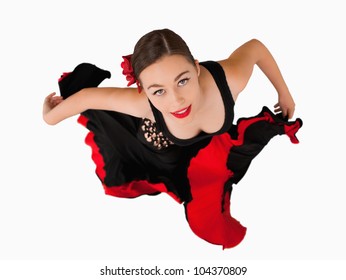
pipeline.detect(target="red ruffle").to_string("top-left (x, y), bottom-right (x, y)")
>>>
top-left (58, 72), bottom-right (72, 82)
top-left (77, 115), bottom-right (182, 203)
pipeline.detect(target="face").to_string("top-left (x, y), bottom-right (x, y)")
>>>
top-left (139, 55), bottom-right (201, 124)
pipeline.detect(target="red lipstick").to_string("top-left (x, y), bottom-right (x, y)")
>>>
top-left (170, 105), bottom-right (191, 119)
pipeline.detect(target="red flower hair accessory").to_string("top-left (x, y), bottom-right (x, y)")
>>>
top-left (120, 54), bottom-right (141, 93)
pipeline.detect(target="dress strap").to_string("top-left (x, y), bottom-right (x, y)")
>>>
top-left (199, 61), bottom-right (235, 110)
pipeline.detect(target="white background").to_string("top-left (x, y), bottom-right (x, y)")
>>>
top-left (0, 0), bottom-right (345, 274)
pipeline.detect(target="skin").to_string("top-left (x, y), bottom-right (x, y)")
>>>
top-left (43, 39), bottom-right (295, 140)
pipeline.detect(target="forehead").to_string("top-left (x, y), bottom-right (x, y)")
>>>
top-left (139, 55), bottom-right (193, 83)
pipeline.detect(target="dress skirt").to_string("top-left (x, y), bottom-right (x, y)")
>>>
top-left (58, 63), bottom-right (303, 249)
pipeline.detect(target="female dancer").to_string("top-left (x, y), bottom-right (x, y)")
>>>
top-left (43, 28), bottom-right (302, 248)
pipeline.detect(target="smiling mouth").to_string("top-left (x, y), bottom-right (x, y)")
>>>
top-left (170, 105), bottom-right (192, 119)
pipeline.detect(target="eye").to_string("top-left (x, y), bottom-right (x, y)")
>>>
top-left (178, 78), bottom-right (190, 86)
top-left (153, 89), bottom-right (165, 96)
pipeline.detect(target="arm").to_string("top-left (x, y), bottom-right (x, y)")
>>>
top-left (219, 39), bottom-right (295, 119)
top-left (43, 87), bottom-right (149, 125)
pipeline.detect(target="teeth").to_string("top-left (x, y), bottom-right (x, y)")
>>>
top-left (174, 107), bottom-right (189, 114)
top-left (176, 108), bottom-right (188, 114)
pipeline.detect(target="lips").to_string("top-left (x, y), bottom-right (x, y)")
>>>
top-left (171, 105), bottom-right (192, 119)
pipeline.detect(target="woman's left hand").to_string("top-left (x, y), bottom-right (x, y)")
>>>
top-left (274, 91), bottom-right (296, 119)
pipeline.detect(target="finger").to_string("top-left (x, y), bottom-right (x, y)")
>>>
top-left (287, 108), bottom-right (295, 119)
top-left (274, 106), bottom-right (282, 113)
top-left (45, 92), bottom-right (56, 101)
top-left (53, 99), bottom-right (63, 106)
top-left (281, 108), bottom-right (288, 118)
top-left (52, 95), bottom-right (63, 101)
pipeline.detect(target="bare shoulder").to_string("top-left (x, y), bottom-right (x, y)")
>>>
top-left (216, 39), bottom-right (264, 100)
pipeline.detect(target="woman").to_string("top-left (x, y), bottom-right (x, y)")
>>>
top-left (43, 28), bottom-right (302, 249)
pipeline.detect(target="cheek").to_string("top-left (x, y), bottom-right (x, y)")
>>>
top-left (187, 84), bottom-right (200, 100)
top-left (190, 78), bottom-right (200, 92)
top-left (147, 96), bottom-right (169, 112)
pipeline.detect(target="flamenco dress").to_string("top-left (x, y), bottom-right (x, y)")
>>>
top-left (58, 61), bottom-right (303, 249)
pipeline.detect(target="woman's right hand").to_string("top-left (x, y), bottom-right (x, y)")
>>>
top-left (43, 92), bottom-right (63, 124)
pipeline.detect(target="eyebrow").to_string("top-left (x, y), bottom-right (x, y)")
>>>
top-left (147, 70), bottom-right (190, 90)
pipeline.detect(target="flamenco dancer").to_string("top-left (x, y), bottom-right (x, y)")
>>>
top-left (43, 28), bottom-right (302, 249)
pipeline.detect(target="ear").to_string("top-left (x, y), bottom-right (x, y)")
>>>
top-left (194, 59), bottom-right (200, 76)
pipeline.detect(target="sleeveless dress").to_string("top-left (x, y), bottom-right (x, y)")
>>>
top-left (58, 61), bottom-right (303, 249)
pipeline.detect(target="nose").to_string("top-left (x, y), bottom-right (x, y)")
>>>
top-left (171, 91), bottom-right (185, 107)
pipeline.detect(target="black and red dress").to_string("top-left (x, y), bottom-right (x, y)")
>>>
top-left (58, 61), bottom-right (302, 249)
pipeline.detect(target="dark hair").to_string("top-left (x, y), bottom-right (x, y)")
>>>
top-left (131, 28), bottom-right (195, 80)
